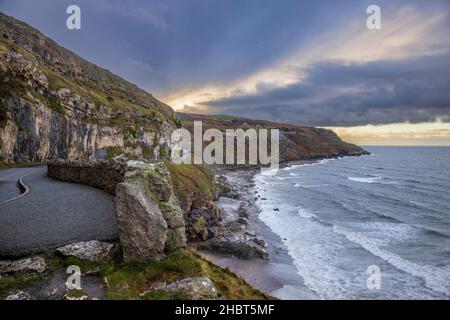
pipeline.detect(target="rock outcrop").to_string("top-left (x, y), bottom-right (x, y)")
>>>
top-left (165, 277), bottom-right (218, 300)
top-left (5, 291), bottom-right (31, 300)
top-left (0, 256), bottom-right (47, 274)
top-left (48, 160), bottom-right (187, 262)
top-left (0, 12), bottom-right (178, 166)
top-left (55, 241), bottom-right (116, 262)
top-left (197, 237), bottom-right (269, 260)
top-left (115, 174), bottom-right (168, 262)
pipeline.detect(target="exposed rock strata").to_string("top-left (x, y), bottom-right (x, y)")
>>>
top-left (0, 12), bottom-right (177, 166)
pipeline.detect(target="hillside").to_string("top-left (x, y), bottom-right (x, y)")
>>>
top-left (0, 12), bottom-right (179, 166)
top-left (0, 11), bottom-right (367, 168)
top-left (177, 113), bottom-right (368, 162)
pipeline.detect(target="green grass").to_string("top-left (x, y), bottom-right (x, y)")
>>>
top-left (102, 249), bottom-right (270, 300)
top-left (0, 272), bottom-right (42, 298)
top-left (0, 249), bottom-right (270, 300)
top-left (0, 36), bottom-right (172, 129)
top-left (45, 94), bottom-right (65, 114)
top-left (142, 146), bottom-right (153, 159)
top-left (164, 161), bottom-right (215, 200)
top-left (106, 146), bottom-right (123, 160)
top-left (65, 289), bottom-right (87, 298)
top-left (0, 161), bottom-right (37, 169)
top-left (123, 127), bottom-right (137, 140)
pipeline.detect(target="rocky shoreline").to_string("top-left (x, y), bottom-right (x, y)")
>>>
top-left (196, 164), bottom-right (319, 299)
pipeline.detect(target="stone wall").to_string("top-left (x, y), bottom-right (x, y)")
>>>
top-left (47, 159), bottom-right (186, 262)
top-left (47, 159), bottom-right (127, 195)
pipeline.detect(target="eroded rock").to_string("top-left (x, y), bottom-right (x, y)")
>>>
top-left (0, 256), bottom-right (47, 274)
top-left (55, 240), bottom-right (115, 261)
top-left (197, 237), bottom-right (269, 260)
top-left (115, 176), bottom-right (168, 262)
top-left (5, 291), bottom-right (31, 300)
top-left (165, 277), bottom-right (218, 300)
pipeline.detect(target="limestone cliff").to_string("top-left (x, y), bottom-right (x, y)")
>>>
top-left (0, 12), bottom-right (179, 165)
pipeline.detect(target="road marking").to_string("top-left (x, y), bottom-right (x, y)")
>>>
top-left (0, 177), bottom-right (31, 205)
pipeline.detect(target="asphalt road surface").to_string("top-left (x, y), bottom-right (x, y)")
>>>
top-left (0, 166), bottom-right (118, 258)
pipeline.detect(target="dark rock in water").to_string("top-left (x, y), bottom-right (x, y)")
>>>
top-left (273, 208), bottom-right (279, 212)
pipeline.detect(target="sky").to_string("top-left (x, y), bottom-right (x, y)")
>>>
top-left (1, 0), bottom-right (449, 146)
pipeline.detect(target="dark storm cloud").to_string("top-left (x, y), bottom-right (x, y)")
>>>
top-left (0, 0), bottom-right (360, 94)
top-left (199, 54), bottom-right (450, 126)
top-left (1, 0), bottom-right (449, 127)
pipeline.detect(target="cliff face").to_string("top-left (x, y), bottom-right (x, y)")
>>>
top-left (177, 113), bottom-right (369, 162)
top-left (0, 12), bottom-right (178, 165)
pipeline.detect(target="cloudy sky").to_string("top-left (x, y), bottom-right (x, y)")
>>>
top-left (1, 0), bottom-right (449, 145)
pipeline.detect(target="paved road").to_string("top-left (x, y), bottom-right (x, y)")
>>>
top-left (0, 166), bottom-right (118, 257)
top-left (0, 166), bottom-right (37, 203)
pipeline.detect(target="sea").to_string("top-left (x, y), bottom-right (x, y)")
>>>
top-left (255, 147), bottom-right (450, 299)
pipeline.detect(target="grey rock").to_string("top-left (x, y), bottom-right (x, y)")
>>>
top-left (253, 237), bottom-right (267, 248)
top-left (115, 178), bottom-right (168, 263)
top-left (55, 240), bottom-right (115, 261)
top-left (0, 256), bottom-right (47, 274)
top-left (5, 291), bottom-right (31, 300)
top-left (198, 237), bottom-right (269, 260)
top-left (238, 217), bottom-right (249, 226)
top-left (244, 230), bottom-right (257, 237)
top-left (165, 277), bottom-right (218, 300)
top-left (237, 204), bottom-right (249, 218)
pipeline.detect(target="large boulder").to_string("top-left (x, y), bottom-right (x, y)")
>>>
top-left (140, 162), bottom-right (186, 251)
top-left (47, 159), bottom-right (188, 263)
top-left (115, 174), bottom-right (168, 262)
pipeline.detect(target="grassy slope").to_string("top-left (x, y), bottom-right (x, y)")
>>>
top-left (177, 112), bottom-right (368, 162)
top-left (164, 161), bottom-right (215, 200)
top-left (0, 11), bottom-right (177, 126)
top-left (0, 249), bottom-right (270, 300)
